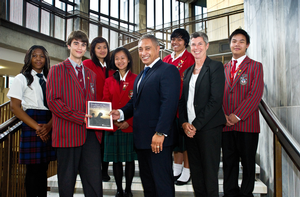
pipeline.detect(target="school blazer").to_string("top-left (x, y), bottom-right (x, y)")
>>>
top-left (102, 71), bottom-right (137, 133)
top-left (223, 56), bottom-right (264, 133)
top-left (179, 56), bottom-right (226, 131)
top-left (47, 59), bottom-right (102, 147)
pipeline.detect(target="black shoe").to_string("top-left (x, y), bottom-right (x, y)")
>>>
top-left (115, 191), bottom-right (124, 197)
top-left (175, 178), bottom-right (190, 185)
top-left (102, 173), bottom-right (111, 182)
top-left (124, 191), bottom-right (133, 197)
top-left (173, 174), bottom-right (181, 181)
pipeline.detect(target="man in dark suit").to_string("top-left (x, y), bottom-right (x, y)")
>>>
top-left (111, 34), bottom-right (181, 197)
top-left (47, 30), bottom-right (103, 197)
top-left (178, 32), bottom-right (226, 196)
top-left (222, 29), bottom-right (264, 197)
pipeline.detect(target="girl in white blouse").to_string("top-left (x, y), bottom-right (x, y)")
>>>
top-left (7, 45), bottom-right (56, 197)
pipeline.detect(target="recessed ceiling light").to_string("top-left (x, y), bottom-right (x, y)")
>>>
top-left (0, 66), bottom-right (5, 69)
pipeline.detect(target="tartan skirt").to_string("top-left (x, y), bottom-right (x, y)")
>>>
top-left (19, 109), bottom-right (56, 164)
top-left (103, 130), bottom-right (137, 162)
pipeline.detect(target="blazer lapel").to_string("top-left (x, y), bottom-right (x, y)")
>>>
top-left (183, 64), bottom-right (194, 99)
top-left (231, 56), bottom-right (251, 88)
top-left (194, 57), bottom-right (211, 95)
top-left (224, 62), bottom-right (232, 88)
top-left (119, 71), bottom-right (132, 99)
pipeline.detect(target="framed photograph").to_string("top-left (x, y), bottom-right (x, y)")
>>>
top-left (86, 101), bottom-right (113, 131)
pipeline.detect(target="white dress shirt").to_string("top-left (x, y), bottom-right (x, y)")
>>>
top-left (187, 73), bottom-right (199, 124)
top-left (7, 70), bottom-right (48, 110)
top-left (170, 49), bottom-right (186, 62)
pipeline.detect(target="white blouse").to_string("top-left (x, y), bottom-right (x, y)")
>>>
top-left (7, 70), bottom-right (48, 110)
top-left (187, 73), bottom-right (199, 124)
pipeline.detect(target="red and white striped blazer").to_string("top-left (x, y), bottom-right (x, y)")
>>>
top-left (47, 58), bottom-right (102, 147)
top-left (223, 56), bottom-right (264, 133)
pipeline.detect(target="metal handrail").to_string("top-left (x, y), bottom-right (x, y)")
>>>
top-left (259, 99), bottom-right (300, 170)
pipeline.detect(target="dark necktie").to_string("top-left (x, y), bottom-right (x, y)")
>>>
top-left (141, 67), bottom-right (150, 82)
top-left (119, 80), bottom-right (124, 93)
top-left (36, 73), bottom-right (48, 108)
top-left (230, 60), bottom-right (238, 84)
top-left (76, 66), bottom-right (86, 97)
top-left (76, 66), bottom-right (85, 89)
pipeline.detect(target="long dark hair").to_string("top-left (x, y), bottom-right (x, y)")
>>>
top-left (111, 47), bottom-right (133, 83)
top-left (21, 45), bottom-right (50, 87)
top-left (90, 37), bottom-right (110, 78)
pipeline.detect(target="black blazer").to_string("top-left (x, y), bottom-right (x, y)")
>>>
top-left (179, 56), bottom-right (226, 131)
top-left (122, 59), bottom-right (181, 149)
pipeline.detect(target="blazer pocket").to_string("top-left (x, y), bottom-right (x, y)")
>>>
top-left (149, 119), bottom-right (158, 128)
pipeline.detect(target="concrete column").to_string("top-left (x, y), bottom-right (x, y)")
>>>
top-left (0, 0), bottom-right (7, 20)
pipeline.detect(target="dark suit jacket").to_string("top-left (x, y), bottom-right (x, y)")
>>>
top-left (179, 56), bottom-right (226, 131)
top-left (121, 59), bottom-right (181, 149)
top-left (47, 59), bottom-right (102, 147)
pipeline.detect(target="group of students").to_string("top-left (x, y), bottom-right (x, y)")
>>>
top-left (7, 27), bottom-right (263, 197)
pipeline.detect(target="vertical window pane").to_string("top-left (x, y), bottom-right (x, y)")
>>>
top-left (110, 30), bottom-right (118, 50)
top-left (129, 0), bottom-right (134, 23)
top-left (147, 0), bottom-right (154, 28)
top-left (9, 0), bottom-right (23, 25)
top-left (120, 0), bottom-right (128, 21)
top-left (90, 0), bottom-right (99, 11)
top-left (55, 0), bottom-right (65, 10)
top-left (110, 0), bottom-right (119, 18)
top-left (102, 27), bottom-right (109, 41)
top-left (43, 0), bottom-right (52, 4)
top-left (180, 2), bottom-right (184, 23)
top-left (164, 0), bottom-right (171, 26)
top-left (89, 23), bottom-right (98, 42)
top-left (67, 18), bottom-right (74, 39)
top-left (41, 10), bottom-right (50, 35)
top-left (172, 0), bottom-right (178, 22)
top-left (26, 3), bottom-right (39, 31)
top-left (101, 0), bottom-right (109, 15)
top-left (54, 16), bottom-right (65, 40)
top-left (155, 0), bottom-right (162, 27)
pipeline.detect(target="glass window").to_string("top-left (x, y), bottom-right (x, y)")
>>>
top-left (101, 0), bottom-right (109, 15)
top-left (67, 18), bottom-right (74, 39)
top-left (164, 0), bottom-right (171, 26)
top-left (110, 0), bottom-right (119, 18)
top-left (147, 0), bottom-right (154, 28)
top-left (129, 0), bottom-right (134, 23)
top-left (41, 10), bottom-right (50, 35)
top-left (120, 0), bottom-right (128, 21)
top-left (155, 0), bottom-right (162, 27)
top-left (54, 15), bottom-right (65, 40)
top-left (110, 30), bottom-right (118, 50)
top-left (26, 3), bottom-right (39, 31)
top-left (180, 2), bottom-right (184, 23)
top-left (55, 0), bottom-right (65, 10)
top-left (90, 0), bottom-right (99, 12)
top-left (9, 0), bottom-right (23, 25)
top-left (102, 27), bottom-right (109, 41)
top-left (172, 0), bottom-right (178, 22)
top-left (89, 24), bottom-right (98, 42)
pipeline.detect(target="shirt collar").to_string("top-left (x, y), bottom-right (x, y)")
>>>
top-left (119, 70), bottom-right (129, 81)
top-left (31, 69), bottom-right (43, 76)
top-left (170, 49), bottom-right (186, 62)
top-left (68, 57), bottom-right (83, 70)
top-left (145, 57), bottom-right (160, 69)
top-left (232, 55), bottom-right (246, 67)
top-left (100, 61), bottom-right (107, 68)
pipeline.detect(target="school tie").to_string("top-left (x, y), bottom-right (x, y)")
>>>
top-left (76, 66), bottom-right (86, 97)
top-left (141, 66), bottom-right (150, 82)
top-left (36, 73), bottom-right (48, 108)
top-left (76, 66), bottom-right (85, 89)
top-left (230, 60), bottom-right (238, 84)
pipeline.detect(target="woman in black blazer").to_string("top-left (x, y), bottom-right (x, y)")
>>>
top-left (178, 32), bottom-right (226, 197)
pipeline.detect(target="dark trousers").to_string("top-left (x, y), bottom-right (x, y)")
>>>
top-left (186, 126), bottom-right (222, 197)
top-left (136, 146), bottom-right (174, 197)
top-left (25, 162), bottom-right (49, 197)
top-left (222, 131), bottom-right (259, 197)
top-left (56, 131), bottom-right (102, 197)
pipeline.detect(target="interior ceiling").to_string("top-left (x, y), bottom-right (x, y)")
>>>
top-left (0, 59), bottom-right (23, 76)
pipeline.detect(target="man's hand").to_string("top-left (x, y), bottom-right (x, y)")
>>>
top-left (119, 121), bottom-right (129, 130)
top-left (151, 134), bottom-right (165, 154)
top-left (225, 114), bottom-right (234, 126)
top-left (36, 125), bottom-right (49, 142)
top-left (110, 110), bottom-right (120, 120)
top-left (182, 122), bottom-right (196, 138)
top-left (228, 113), bottom-right (239, 125)
top-left (84, 114), bottom-right (92, 124)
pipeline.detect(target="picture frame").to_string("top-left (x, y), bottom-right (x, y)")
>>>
top-left (86, 101), bottom-right (113, 131)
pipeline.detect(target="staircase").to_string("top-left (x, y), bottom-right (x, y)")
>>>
top-left (47, 161), bottom-right (267, 197)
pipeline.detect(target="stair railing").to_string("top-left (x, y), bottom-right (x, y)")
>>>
top-left (259, 98), bottom-right (300, 197)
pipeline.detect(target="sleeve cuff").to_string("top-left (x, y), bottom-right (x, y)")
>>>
top-left (117, 109), bottom-right (125, 122)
